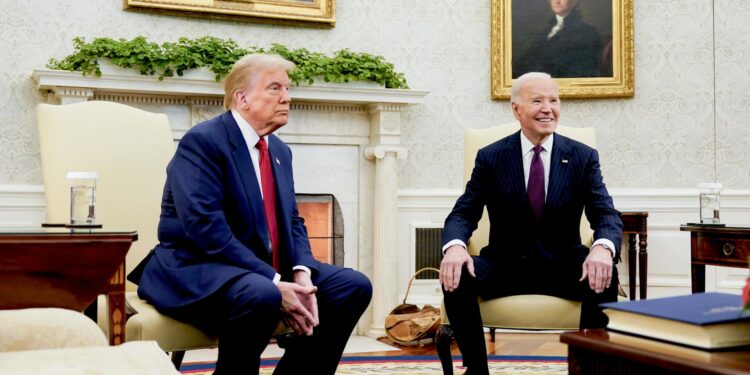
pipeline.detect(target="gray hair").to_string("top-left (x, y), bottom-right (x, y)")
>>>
top-left (510, 72), bottom-right (554, 103)
top-left (223, 54), bottom-right (296, 110)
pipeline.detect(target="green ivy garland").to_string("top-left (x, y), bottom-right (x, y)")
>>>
top-left (47, 36), bottom-right (409, 89)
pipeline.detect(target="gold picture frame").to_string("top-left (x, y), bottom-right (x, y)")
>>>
top-left (491, 0), bottom-right (633, 99)
top-left (124, 0), bottom-right (335, 27)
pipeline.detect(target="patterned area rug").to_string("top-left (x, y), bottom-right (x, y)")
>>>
top-left (180, 355), bottom-right (568, 374)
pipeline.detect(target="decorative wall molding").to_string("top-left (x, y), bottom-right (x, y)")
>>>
top-left (291, 103), bottom-right (365, 113)
top-left (87, 95), bottom-right (367, 113)
top-left (3, 185), bottom-right (749, 305)
top-left (93, 93), bottom-right (194, 105)
top-left (0, 185), bottom-right (46, 227)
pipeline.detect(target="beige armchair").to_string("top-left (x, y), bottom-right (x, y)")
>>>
top-left (436, 122), bottom-right (608, 373)
top-left (36, 101), bottom-right (217, 367)
top-left (0, 308), bottom-right (179, 374)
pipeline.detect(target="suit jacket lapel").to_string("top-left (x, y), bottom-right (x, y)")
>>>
top-left (546, 133), bottom-right (572, 206)
top-left (267, 136), bottom-right (290, 231)
top-left (503, 131), bottom-right (528, 200)
top-left (222, 112), bottom-right (271, 252)
top-left (498, 132), bottom-right (535, 226)
top-left (268, 136), bottom-right (295, 270)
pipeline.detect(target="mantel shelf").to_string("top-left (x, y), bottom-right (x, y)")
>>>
top-left (31, 69), bottom-right (428, 106)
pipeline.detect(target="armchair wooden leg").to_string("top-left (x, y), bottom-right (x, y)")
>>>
top-left (435, 324), bottom-right (455, 375)
top-left (171, 350), bottom-right (186, 369)
top-left (490, 327), bottom-right (496, 342)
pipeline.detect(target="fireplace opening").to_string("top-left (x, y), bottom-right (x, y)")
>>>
top-left (296, 194), bottom-right (344, 266)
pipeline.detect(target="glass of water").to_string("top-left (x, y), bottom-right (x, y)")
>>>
top-left (67, 171), bottom-right (97, 225)
top-left (697, 182), bottom-right (722, 224)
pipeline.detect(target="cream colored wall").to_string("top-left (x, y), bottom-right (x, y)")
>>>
top-left (0, 0), bottom-right (748, 190)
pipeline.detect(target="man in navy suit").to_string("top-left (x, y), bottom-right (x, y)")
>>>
top-left (440, 72), bottom-right (622, 374)
top-left (133, 54), bottom-right (372, 375)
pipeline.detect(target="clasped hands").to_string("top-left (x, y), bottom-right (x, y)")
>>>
top-left (277, 270), bottom-right (319, 336)
top-left (439, 244), bottom-right (613, 294)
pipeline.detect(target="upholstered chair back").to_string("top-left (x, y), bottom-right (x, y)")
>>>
top-left (463, 122), bottom-right (597, 255)
top-left (37, 101), bottom-right (174, 292)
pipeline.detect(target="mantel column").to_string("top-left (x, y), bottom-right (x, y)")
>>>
top-left (364, 103), bottom-right (407, 338)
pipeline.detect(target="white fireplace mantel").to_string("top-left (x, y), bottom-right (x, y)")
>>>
top-left (32, 69), bottom-right (428, 106)
top-left (32, 68), bottom-right (428, 337)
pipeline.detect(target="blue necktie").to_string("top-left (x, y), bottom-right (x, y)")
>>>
top-left (528, 145), bottom-right (545, 223)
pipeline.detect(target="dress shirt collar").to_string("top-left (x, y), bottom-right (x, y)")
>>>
top-left (231, 110), bottom-right (267, 148)
top-left (520, 131), bottom-right (554, 155)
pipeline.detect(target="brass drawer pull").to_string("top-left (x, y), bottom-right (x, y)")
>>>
top-left (721, 242), bottom-right (735, 257)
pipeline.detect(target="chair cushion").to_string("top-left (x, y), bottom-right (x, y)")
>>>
top-left (441, 295), bottom-right (582, 330)
top-left (125, 293), bottom-right (218, 352)
top-left (0, 308), bottom-right (107, 352)
top-left (478, 295), bottom-right (582, 330)
top-left (441, 293), bottom-right (630, 330)
top-left (125, 293), bottom-right (293, 352)
top-left (0, 340), bottom-right (179, 374)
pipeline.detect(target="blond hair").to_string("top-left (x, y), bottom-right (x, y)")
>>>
top-left (223, 54), bottom-right (296, 110)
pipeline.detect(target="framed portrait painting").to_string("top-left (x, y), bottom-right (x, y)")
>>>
top-left (124, 0), bottom-right (335, 27)
top-left (491, 0), bottom-right (633, 99)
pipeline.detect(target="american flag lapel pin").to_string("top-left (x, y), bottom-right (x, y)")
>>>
top-left (275, 157), bottom-right (281, 165)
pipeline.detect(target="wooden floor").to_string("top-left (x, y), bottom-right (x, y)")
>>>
top-left (366, 332), bottom-right (568, 357)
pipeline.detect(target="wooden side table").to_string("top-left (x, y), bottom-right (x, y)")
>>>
top-left (561, 329), bottom-right (750, 374)
top-left (0, 228), bottom-right (138, 345)
top-left (680, 224), bottom-right (750, 293)
top-left (621, 211), bottom-right (648, 300)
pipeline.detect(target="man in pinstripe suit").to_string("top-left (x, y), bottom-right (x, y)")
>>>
top-left (440, 72), bottom-right (622, 375)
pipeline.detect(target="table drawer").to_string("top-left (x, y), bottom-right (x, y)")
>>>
top-left (694, 236), bottom-right (749, 266)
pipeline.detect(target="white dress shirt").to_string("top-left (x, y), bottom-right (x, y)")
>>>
top-left (232, 110), bottom-right (265, 198)
top-left (521, 131), bottom-right (553, 194)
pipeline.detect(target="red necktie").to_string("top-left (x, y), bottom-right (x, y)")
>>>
top-left (256, 138), bottom-right (280, 271)
top-left (528, 145), bottom-right (545, 223)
